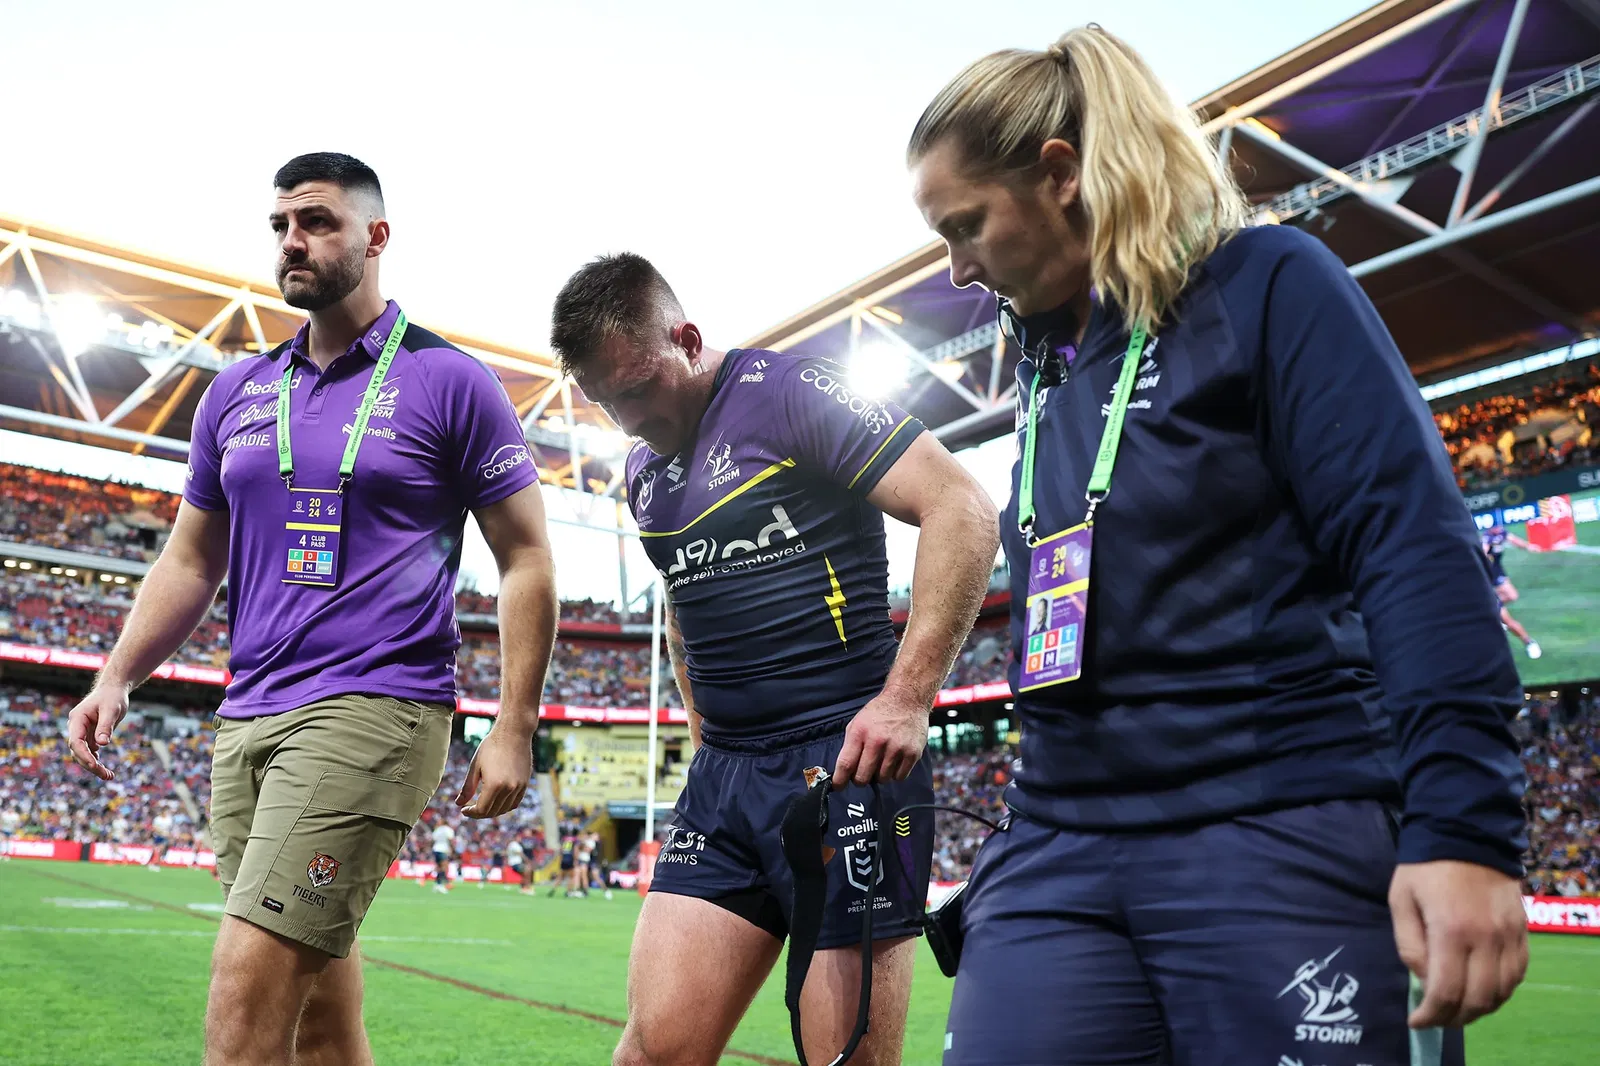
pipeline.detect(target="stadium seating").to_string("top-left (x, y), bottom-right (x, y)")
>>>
top-left (0, 462), bottom-right (178, 562)
top-left (1434, 359), bottom-right (1600, 490)
top-left (1517, 694), bottom-right (1600, 898)
top-left (456, 631), bottom-right (683, 708)
top-left (2, 680), bottom-right (1595, 896)
top-left (1, 567), bottom-right (229, 667)
top-left (0, 686), bottom-right (208, 853)
top-left (0, 566), bottom-right (1005, 708)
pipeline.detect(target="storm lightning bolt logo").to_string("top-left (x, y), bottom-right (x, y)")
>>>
top-left (823, 555), bottom-right (847, 645)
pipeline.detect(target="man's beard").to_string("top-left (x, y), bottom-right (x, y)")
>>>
top-left (278, 243), bottom-right (366, 311)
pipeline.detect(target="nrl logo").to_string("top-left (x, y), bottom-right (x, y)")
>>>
top-left (307, 852), bottom-right (341, 889)
top-left (843, 841), bottom-right (884, 892)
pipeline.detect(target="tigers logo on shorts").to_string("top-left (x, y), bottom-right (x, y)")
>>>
top-left (307, 852), bottom-right (341, 889)
top-left (802, 765), bottom-right (831, 790)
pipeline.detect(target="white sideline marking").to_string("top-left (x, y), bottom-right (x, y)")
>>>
top-left (42, 897), bottom-right (150, 910)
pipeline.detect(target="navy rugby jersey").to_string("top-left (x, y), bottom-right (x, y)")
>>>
top-left (1002, 225), bottom-right (1526, 876)
top-left (1482, 526), bottom-right (1508, 562)
top-left (625, 349), bottom-right (925, 740)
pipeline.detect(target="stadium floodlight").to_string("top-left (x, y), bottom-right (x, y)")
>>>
top-left (0, 287), bottom-right (42, 330)
top-left (849, 342), bottom-right (908, 400)
top-left (113, 575), bottom-right (128, 584)
top-left (129, 319), bottom-right (174, 351)
top-left (1, 559), bottom-right (14, 568)
top-left (64, 568), bottom-right (77, 577)
top-left (51, 293), bottom-right (107, 358)
top-left (17, 561), bottom-right (32, 570)
top-left (49, 566), bottom-right (63, 575)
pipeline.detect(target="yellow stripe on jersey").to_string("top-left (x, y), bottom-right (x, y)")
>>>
top-left (846, 415), bottom-right (915, 491)
top-left (824, 554), bottom-right (847, 645)
top-left (638, 457), bottom-right (796, 538)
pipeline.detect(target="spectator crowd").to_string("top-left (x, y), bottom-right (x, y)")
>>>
top-left (1, 566), bottom-right (229, 667)
top-left (0, 685), bottom-right (208, 855)
top-left (2, 679), bottom-right (1596, 898)
top-left (3, 405), bottom-right (1599, 897)
top-left (1, 565), bottom-right (1008, 707)
top-left (1434, 360), bottom-right (1600, 489)
top-left (1517, 693), bottom-right (1600, 898)
top-left (0, 463), bottom-right (177, 561)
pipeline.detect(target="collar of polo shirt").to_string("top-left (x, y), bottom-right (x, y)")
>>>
top-left (281, 299), bottom-right (404, 366)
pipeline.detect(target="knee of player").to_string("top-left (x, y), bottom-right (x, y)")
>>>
top-left (295, 990), bottom-right (362, 1054)
top-left (612, 1029), bottom-right (693, 1066)
top-left (611, 1033), bottom-right (652, 1066)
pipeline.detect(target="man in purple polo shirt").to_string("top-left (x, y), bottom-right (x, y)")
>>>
top-left (66, 153), bottom-right (558, 1066)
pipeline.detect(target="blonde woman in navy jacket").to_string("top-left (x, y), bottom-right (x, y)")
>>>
top-left (909, 26), bottom-right (1528, 1066)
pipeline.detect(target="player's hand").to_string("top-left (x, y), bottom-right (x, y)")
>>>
top-left (834, 688), bottom-right (930, 785)
top-left (454, 724), bottom-right (532, 819)
top-left (1389, 860), bottom-right (1528, 1029)
top-left (66, 684), bottom-right (130, 782)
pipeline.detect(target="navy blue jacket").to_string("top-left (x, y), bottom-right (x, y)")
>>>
top-left (1001, 224), bottom-right (1527, 877)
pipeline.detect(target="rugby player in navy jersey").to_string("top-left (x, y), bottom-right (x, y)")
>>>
top-left (551, 253), bottom-right (999, 1066)
top-left (1482, 525), bottom-right (1542, 658)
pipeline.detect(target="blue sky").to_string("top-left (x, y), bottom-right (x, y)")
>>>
top-left (0, 1), bottom-right (1373, 601)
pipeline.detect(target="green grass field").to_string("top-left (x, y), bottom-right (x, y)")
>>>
top-left (1501, 492), bottom-right (1600, 687)
top-left (1, 862), bottom-right (1596, 1064)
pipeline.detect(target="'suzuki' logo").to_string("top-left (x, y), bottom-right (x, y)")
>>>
top-left (480, 444), bottom-right (531, 480)
top-left (799, 366), bottom-right (894, 434)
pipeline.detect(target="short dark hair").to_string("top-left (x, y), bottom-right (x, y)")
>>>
top-left (273, 152), bottom-right (384, 211)
top-left (550, 253), bottom-right (683, 375)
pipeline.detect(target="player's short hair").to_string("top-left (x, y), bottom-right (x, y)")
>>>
top-left (550, 252), bottom-right (684, 376)
top-left (273, 152), bottom-right (385, 213)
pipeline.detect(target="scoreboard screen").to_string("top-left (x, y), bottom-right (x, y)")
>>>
top-left (1468, 488), bottom-right (1600, 686)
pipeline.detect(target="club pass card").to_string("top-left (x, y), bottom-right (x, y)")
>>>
top-left (282, 487), bottom-right (342, 587)
top-left (1019, 523), bottom-right (1092, 692)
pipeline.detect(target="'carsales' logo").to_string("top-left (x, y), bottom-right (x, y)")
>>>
top-left (480, 444), bottom-right (531, 480)
top-left (799, 365), bottom-right (894, 435)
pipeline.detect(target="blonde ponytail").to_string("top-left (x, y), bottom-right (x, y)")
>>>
top-left (908, 26), bottom-right (1247, 333)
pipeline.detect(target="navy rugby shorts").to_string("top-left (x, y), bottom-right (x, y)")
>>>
top-left (942, 799), bottom-right (1465, 1065)
top-left (650, 716), bottom-right (934, 949)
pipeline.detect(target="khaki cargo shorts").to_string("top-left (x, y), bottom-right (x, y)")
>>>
top-left (209, 693), bottom-right (452, 957)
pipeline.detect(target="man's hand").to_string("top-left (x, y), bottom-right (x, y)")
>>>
top-left (1390, 860), bottom-right (1529, 1029)
top-left (454, 724), bottom-right (533, 819)
top-left (66, 684), bottom-right (130, 782)
top-left (834, 688), bottom-right (929, 785)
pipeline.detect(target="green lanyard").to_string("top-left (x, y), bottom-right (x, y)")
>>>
top-left (1018, 325), bottom-right (1148, 544)
top-left (276, 311), bottom-right (407, 489)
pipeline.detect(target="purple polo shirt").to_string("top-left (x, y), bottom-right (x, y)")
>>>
top-left (185, 300), bottom-right (539, 718)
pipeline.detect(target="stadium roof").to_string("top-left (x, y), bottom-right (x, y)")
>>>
top-left (745, 0), bottom-right (1600, 449)
top-left (0, 214), bottom-right (628, 496)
